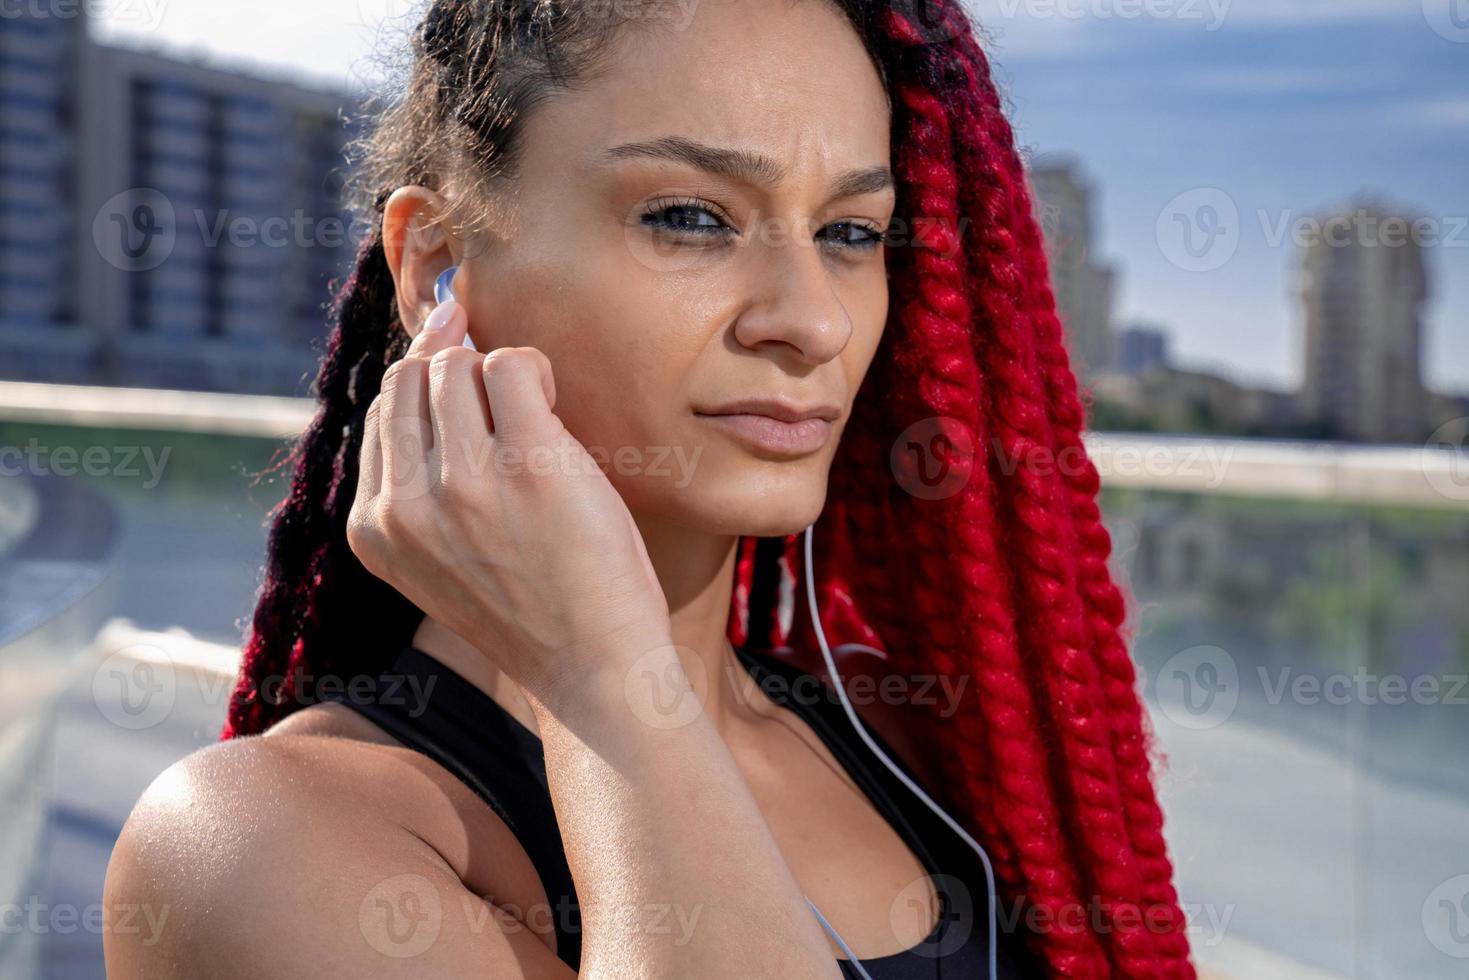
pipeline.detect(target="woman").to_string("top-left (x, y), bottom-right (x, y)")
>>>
top-left (104, 0), bottom-right (1196, 977)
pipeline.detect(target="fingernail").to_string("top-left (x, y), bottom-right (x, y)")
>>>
top-left (424, 300), bottom-right (459, 332)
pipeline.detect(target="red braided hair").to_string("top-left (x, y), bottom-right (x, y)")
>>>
top-left (733, 8), bottom-right (1196, 977)
top-left (224, 2), bottom-right (1195, 975)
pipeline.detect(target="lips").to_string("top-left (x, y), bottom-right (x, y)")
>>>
top-left (695, 399), bottom-right (841, 424)
top-left (694, 399), bottom-right (841, 458)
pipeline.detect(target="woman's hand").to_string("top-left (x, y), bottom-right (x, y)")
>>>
top-left (347, 298), bottom-right (672, 705)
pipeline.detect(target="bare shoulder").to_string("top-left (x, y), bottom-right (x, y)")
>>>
top-left (102, 718), bottom-right (570, 979)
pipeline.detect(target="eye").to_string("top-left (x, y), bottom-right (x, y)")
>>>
top-left (820, 220), bottom-right (889, 252)
top-left (640, 196), bottom-right (734, 239)
top-left (639, 196), bottom-right (890, 255)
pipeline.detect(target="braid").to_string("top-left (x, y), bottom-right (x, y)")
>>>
top-left (943, 23), bottom-right (1195, 974)
top-left (947, 47), bottom-right (1169, 980)
top-left (221, 223), bottom-right (420, 738)
top-left (883, 61), bottom-right (1112, 973)
top-left (1017, 167), bottom-right (1197, 973)
top-left (733, 4), bottom-right (1196, 976)
top-left (971, 56), bottom-right (1193, 962)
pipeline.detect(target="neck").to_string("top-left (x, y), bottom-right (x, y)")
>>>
top-left (410, 511), bottom-right (766, 737)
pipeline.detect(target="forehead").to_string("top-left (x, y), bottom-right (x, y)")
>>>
top-left (522, 0), bottom-right (892, 186)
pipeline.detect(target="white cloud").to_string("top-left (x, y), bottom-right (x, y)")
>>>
top-left (91, 0), bottom-right (408, 90)
top-left (1395, 96), bottom-right (1469, 128)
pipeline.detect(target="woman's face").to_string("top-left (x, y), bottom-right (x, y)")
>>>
top-left (455, 0), bottom-right (893, 537)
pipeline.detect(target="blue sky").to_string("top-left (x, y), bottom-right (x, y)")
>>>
top-left (97, 0), bottom-right (1469, 392)
top-left (972, 0), bottom-right (1469, 392)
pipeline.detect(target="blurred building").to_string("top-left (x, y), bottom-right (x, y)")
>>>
top-left (0, 14), bottom-right (94, 382)
top-left (1029, 156), bottom-right (1117, 382)
top-left (1299, 200), bottom-right (1428, 443)
top-left (1092, 364), bottom-right (1300, 436)
top-left (1128, 498), bottom-right (1469, 663)
top-left (1425, 390), bottom-right (1469, 443)
top-left (0, 10), bottom-right (362, 395)
top-left (1116, 322), bottom-right (1171, 376)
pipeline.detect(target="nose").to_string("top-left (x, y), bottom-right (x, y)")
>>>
top-left (731, 229), bottom-right (853, 366)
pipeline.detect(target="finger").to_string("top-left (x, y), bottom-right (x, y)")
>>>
top-left (480, 347), bottom-right (558, 443)
top-left (357, 395), bottom-right (384, 500)
top-left (379, 357), bottom-right (434, 499)
top-left (427, 347), bottom-right (493, 478)
top-left (536, 347), bottom-right (556, 411)
top-left (405, 300), bottom-right (469, 359)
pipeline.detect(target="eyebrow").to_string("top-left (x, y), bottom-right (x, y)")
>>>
top-left (599, 135), bottom-right (894, 200)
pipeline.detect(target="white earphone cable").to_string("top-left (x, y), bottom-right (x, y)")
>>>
top-left (800, 522), bottom-right (999, 980)
top-left (806, 897), bottom-right (873, 978)
top-left (442, 261), bottom-right (996, 977)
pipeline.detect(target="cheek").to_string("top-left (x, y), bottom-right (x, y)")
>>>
top-left (845, 280), bottom-right (890, 388)
top-left (501, 280), bottom-right (696, 455)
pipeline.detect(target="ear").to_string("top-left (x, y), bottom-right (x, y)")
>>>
top-left (381, 185), bottom-right (461, 341)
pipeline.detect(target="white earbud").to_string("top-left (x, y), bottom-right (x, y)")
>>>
top-left (434, 265), bottom-right (477, 351)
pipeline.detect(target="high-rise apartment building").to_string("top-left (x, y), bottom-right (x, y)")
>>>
top-left (0, 9), bottom-right (362, 395)
top-left (0, 13), bottom-right (93, 381)
top-left (1116, 322), bottom-right (1171, 376)
top-left (1300, 200), bottom-right (1428, 443)
top-left (1028, 156), bottom-right (1117, 382)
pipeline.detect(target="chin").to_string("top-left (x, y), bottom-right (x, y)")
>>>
top-left (617, 448), bottom-right (832, 538)
top-left (727, 505), bottom-right (824, 539)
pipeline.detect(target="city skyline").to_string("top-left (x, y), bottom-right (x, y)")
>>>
top-left (1029, 161), bottom-right (1461, 443)
top-left (87, 0), bottom-right (1469, 395)
top-left (94, 2), bottom-right (1469, 399)
top-left (973, 0), bottom-right (1469, 394)
top-left (0, 11), bottom-right (361, 393)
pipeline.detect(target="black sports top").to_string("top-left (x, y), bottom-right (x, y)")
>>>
top-left (322, 644), bottom-right (1043, 978)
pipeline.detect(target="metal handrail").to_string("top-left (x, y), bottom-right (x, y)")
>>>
top-left (2, 379), bottom-right (1466, 511)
